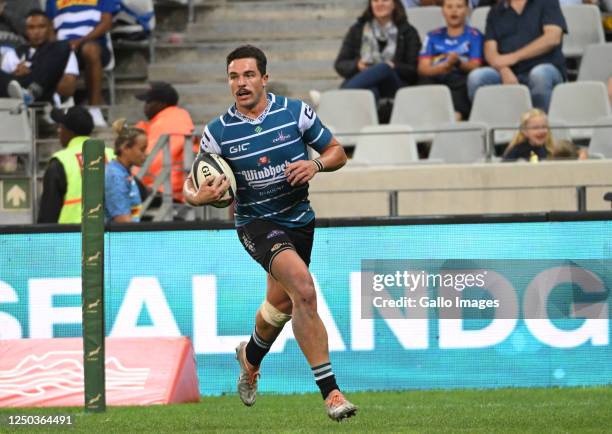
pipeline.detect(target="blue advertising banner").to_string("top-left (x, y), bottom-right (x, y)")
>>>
top-left (1, 219), bottom-right (611, 395)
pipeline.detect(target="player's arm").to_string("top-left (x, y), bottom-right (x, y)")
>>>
top-left (285, 137), bottom-right (347, 187)
top-left (183, 174), bottom-right (230, 207)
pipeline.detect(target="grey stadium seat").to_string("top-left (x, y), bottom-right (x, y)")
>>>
top-left (406, 6), bottom-right (445, 41)
top-left (548, 81), bottom-right (612, 140)
top-left (350, 124), bottom-right (418, 166)
top-left (0, 98), bottom-right (33, 154)
top-left (469, 6), bottom-right (489, 35)
top-left (316, 89), bottom-right (378, 148)
top-left (588, 116), bottom-right (612, 158)
top-left (390, 85), bottom-right (455, 142)
top-left (428, 122), bottom-right (488, 163)
top-left (468, 84), bottom-right (532, 145)
top-left (577, 43), bottom-right (612, 85)
top-left (561, 5), bottom-right (605, 59)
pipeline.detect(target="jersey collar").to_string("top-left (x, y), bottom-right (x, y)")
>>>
top-left (231, 93), bottom-right (273, 125)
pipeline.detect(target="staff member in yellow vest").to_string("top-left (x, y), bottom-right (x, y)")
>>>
top-left (38, 106), bottom-right (114, 223)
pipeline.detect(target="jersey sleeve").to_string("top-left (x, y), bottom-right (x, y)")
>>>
top-left (469, 29), bottom-right (484, 62)
top-left (419, 34), bottom-right (433, 58)
top-left (296, 101), bottom-right (333, 153)
top-left (199, 123), bottom-right (222, 155)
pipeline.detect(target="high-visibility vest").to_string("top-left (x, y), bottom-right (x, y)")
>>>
top-left (52, 137), bottom-right (115, 224)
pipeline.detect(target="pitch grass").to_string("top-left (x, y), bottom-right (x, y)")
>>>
top-left (1, 387), bottom-right (611, 433)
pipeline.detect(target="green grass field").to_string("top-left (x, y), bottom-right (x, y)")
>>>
top-left (1, 387), bottom-right (611, 433)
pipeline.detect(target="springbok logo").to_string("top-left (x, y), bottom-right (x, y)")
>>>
top-left (87, 204), bottom-right (102, 216)
top-left (87, 251), bottom-right (101, 263)
top-left (88, 156), bottom-right (102, 167)
top-left (88, 393), bottom-right (102, 406)
top-left (87, 346), bottom-right (101, 359)
top-left (87, 299), bottom-right (101, 311)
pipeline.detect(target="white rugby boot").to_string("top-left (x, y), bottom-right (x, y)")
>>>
top-left (235, 341), bottom-right (260, 406)
top-left (325, 389), bottom-right (357, 422)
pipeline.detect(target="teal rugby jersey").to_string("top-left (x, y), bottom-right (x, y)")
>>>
top-left (200, 93), bottom-right (333, 228)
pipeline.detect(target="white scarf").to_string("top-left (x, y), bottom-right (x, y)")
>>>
top-left (360, 20), bottom-right (398, 65)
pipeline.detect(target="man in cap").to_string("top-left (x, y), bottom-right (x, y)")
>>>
top-left (38, 106), bottom-right (114, 223)
top-left (134, 81), bottom-right (194, 203)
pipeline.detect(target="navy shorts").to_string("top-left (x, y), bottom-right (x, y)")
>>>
top-left (237, 219), bottom-right (315, 273)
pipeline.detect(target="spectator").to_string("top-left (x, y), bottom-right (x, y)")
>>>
top-left (38, 106), bottom-right (114, 223)
top-left (134, 81), bottom-right (194, 203)
top-left (45, 0), bottom-right (117, 127)
top-left (0, 9), bottom-right (77, 104)
top-left (334, 0), bottom-right (421, 102)
top-left (418, 0), bottom-right (483, 119)
top-left (105, 119), bottom-right (147, 222)
top-left (502, 108), bottom-right (555, 161)
top-left (467, 0), bottom-right (567, 112)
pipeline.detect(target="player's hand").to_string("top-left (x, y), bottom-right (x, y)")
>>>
top-left (490, 52), bottom-right (518, 70)
top-left (285, 160), bottom-right (318, 187)
top-left (183, 174), bottom-right (230, 206)
top-left (446, 52), bottom-right (460, 65)
top-left (357, 59), bottom-right (370, 72)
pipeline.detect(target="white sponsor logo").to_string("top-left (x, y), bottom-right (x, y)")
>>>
top-left (240, 160), bottom-right (290, 190)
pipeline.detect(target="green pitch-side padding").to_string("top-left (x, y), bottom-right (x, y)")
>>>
top-left (81, 139), bottom-right (106, 413)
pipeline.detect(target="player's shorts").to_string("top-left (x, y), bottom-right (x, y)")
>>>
top-left (237, 218), bottom-right (315, 274)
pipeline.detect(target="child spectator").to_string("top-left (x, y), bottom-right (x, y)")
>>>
top-left (417, 0), bottom-right (483, 119)
top-left (105, 119), bottom-right (147, 222)
top-left (502, 108), bottom-right (555, 161)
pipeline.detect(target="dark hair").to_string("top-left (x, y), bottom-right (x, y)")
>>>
top-left (360, 0), bottom-right (407, 26)
top-left (26, 9), bottom-right (48, 20)
top-left (226, 45), bottom-right (267, 75)
top-left (112, 119), bottom-right (146, 156)
top-left (442, 0), bottom-right (469, 6)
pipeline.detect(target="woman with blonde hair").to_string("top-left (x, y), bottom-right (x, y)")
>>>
top-left (502, 108), bottom-right (555, 162)
top-left (104, 118), bottom-right (147, 222)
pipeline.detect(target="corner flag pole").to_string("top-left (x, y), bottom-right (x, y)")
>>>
top-left (81, 139), bottom-right (106, 412)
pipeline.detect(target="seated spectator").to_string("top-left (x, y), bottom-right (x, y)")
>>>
top-left (467, 0), bottom-right (567, 112)
top-left (45, 0), bottom-right (117, 127)
top-left (502, 108), bottom-right (555, 161)
top-left (38, 106), bottom-right (115, 223)
top-left (418, 0), bottom-right (483, 119)
top-left (134, 81), bottom-right (194, 203)
top-left (105, 119), bottom-right (147, 222)
top-left (334, 0), bottom-right (421, 102)
top-left (0, 9), bottom-right (77, 104)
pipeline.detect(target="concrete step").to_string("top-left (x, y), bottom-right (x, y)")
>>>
top-left (154, 39), bottom-right (342, 64)
top-left (147, 58), bottom-right (338, 84)
top-left (201, 1), bottom-right (362, 21)
top-left (116, 78), bottom-right (340, 105)
top-left (186, 16), bottom-right (352, 41)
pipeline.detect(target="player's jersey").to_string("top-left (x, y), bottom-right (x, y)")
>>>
top-left (200, 93), bottom-right (332, 228)
top-left (419, 26), bottom-right (483, 66)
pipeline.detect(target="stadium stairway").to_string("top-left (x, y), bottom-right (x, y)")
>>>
top-left (109, 0), bottom-right (365, 126)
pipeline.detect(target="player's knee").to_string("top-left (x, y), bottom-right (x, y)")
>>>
top-left (291, 275), bottom-right (317, 310)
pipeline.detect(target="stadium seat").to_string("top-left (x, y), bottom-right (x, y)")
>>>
top-left (469, 6), bottom-right (489, 34)
top-left (428, 122), bottom-right (488, 163)
top-left (468, 84), bottom-right (532, 145)
top-left (389, 85), bottom-right (455, 142)
top-left (561, 5), bottom-right (605, 59)
top-left (316, 89), bottom-right (378, 147)
top-left (0, 98), bottom-right (33, 154)
top-left (577, 43), bottom-right (612, 86)
top-left (350, 124), bottom-right (418, 165)
top-left (406, 6), bottom-right (445, 41)
top-left (548, 81), bottom-right (612, 140)
top-left (587, 115), bottom-right (612, 158)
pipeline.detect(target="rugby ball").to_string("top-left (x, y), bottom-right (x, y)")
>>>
top-left (190, 153), bottom-right (237, 208)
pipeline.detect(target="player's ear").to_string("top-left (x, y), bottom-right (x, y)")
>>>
top-left (262, 73), bottom-right (269, 87)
